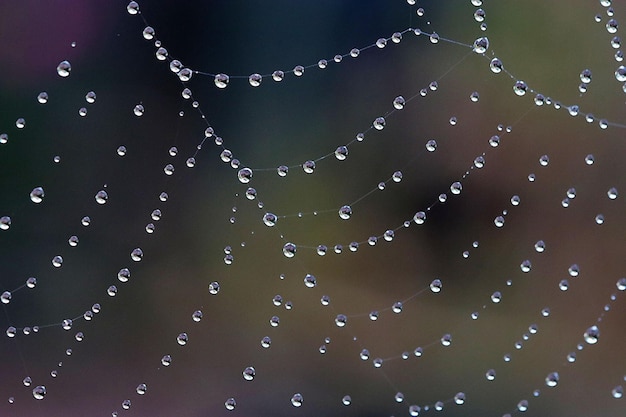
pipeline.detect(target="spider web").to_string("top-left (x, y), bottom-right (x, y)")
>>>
top-left (0, 1), bottom-right (625, 416)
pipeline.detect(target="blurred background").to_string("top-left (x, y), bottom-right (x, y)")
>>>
top-left (0, 1), bottom-right (625, 416)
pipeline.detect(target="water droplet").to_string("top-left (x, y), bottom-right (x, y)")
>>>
top-left (126, 1), bottom-right (139, 14)
top-left (293, 65), bottom-right (305, 76)
top-left (545, 372), bottom-right (559, 387)
top-left (224, 397), bottom-right (236, 410)
top-left (473, 37), bottom-right (489, 53)
top-left (291, 393), bottom-right (303, 407)
top-left (133, 104), bottom-right (144, 117)
top-left (430, 279), bottom-right (442, 293)
top-left (117, 268), bottom-right (131, 283)
top-left (160, 355), bottom-right (172, 367)
top-left (208, 282), bottom-right (220, 295)
top-left (283, 242), bottom-right (297, 258)
top-left (335, 146), bottom-right (348, 160)
top-left (1, 292), bottom-right (11, 304)
top-left (261, 336), bottom-right (271, 348)
top-left (383, 230), bottom-right (395, 241)
top-left (339, 205), bottom-right (352, 220)
top-left (52, 255), bottom-right (63, 268)
top-left (517, 400), bottom-right (528, 412)
top-left (107, 285), bottom-right (118, 296)
top-left (32, 385), bottom-right (46, 400)
top-left (489, 57), bottom-right (503, 73)
top-left (304, 274), bottom-right (317, 288)
top-left (513, 80), bottom-right (528, 96)
top-left (130, 248), bottom-right (143, 262)
top-left (335, 314), bottom-right (347, 327)
top-left (30, 187), bottom-right (44, 203)
top-left (413, 211), bottom-right (426, 224)
top-left (409, 405), bottom-right (421, 416)
top-left (155, 47), bottom-right (168, 60)
top-left (176, 333), bottom-right (188, 346)
top-left (243, 366), bottom-right (256, 381)
top-left (534, 240), bottom-right (546, 252)
top-left (494, 216), bottom-right (505, 227)
top-left (237, 168), bottom-right (253, 183)
top-left (269, 316), bottom-right (280, 327)
top-left (390, 301), bottom-right (402, 313)
top-left (248, 73), bottom-right (262, 87)
top-left (302, 160), bottom-right (315, 174)
top-left (192, 310), bottom-right (203, 322)
top-left (209, 73), bottom-right (229, 90)
top-left (0, 216), bottom-right (11, 230)
top-left (263, 213), bottom-right (277, 227)
top-left (178, 68), bottom-right (193, 82)
top-left (607, 18), bottom-right (619, 33)
top-left (37, 92), bottom-right (49, 104)
top-left (373, 117), bottom-right (386, 130)
top-left (393, 96), bottom-right (406, 109)
top-left (584, 325), bottom-right (599, 344)
top-left (95, 190), bottom-right (108, 204)
top-left (57, 61), bottom-right (71, 77)
top-left (607, 187), bottom-right (618, 199)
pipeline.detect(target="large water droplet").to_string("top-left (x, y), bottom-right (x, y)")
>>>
top-left (304, 274), bottom-right (317, 288)
top-left (95, 190), bottom-right (108, 204)
top-left (243, 366), bottom-right (256, 381)
top-left (335, 314), bottom-right (347, 327)
top-left (291, 393), bottom-right (303, 407)
top-left (30, 187), bottom-right (44, 203)
top-left (339, 205), bottom-right (352, 220)
top-left (473, 37), bottom-right (489, 53)
top-left (57, 61), bottom-right (71, 77)
top-left (32, 385), bottom-right (46, 400)
top-left (545, 372), bottom-right (559, 387)
top-left (584, 325), bottom-right (600, 344)
top-left (131, 248), bottom-right (143, 262)
top-left (263, 213), bottom-right (277, 227)
top-left (224, 398), bottom-right (236, 410)
top-left (283, 243), bottom-right (297, 258)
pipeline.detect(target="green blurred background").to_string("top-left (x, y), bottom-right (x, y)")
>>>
top-left (0, 1), bottom-right (625, 416)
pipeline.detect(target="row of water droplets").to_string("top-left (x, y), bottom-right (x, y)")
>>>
top-left (0, 64), bottom-right (114, 404)
top-left (0, 3), bottom-right (203, 407)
